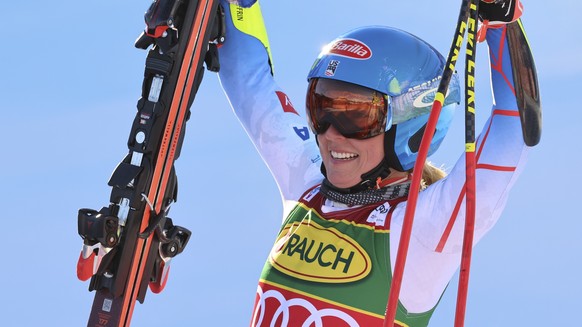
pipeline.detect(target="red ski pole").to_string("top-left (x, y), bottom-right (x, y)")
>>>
top-left (454, 0), bottom-right (479, 326)
top-left (383, 0), bottom-right (472, 325)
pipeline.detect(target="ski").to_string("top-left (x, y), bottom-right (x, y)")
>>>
top-left (76, 1), bottom-right (224, 326)
top-left (506, 19), bottom-right (542, 146)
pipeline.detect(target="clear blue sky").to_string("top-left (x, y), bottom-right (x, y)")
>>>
top-left (1, 1), bottom-right (579, 326)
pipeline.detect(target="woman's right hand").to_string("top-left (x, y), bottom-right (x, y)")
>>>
top-left (479, 0), bottom-right (523, 26)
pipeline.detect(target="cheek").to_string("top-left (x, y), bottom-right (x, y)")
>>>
top-left (316, 134), bottom-right (325, 150)
top-left (366, 148), bottom-right (385, 168)
top-left (361, 135), bottom-right (385, 161)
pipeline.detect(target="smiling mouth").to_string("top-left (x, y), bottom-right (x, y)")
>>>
top-left (330, 150), bottom-right (358, 160)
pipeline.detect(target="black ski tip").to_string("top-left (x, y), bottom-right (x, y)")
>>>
top-left (519, 96), bottom-right (542, 146)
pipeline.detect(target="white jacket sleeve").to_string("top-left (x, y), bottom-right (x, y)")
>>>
top-left (392, 25), bottom-right (531, 312)
top-left (217, 2), bottom-right (322, 202)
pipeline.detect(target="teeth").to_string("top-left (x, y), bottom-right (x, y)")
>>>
top-left (331, 151), bottom-right (358, 160)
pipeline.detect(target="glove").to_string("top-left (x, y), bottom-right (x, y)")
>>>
top-left (477, 0), bottom-right (524, 42)
top-left (479, 0), bottom-right (523, 26)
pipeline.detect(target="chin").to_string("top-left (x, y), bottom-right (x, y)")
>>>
top-left (327, 176), bottom-right (358, 190)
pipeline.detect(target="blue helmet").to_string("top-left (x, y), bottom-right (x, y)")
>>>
top-left (307, 26), bottom-right (460, 171)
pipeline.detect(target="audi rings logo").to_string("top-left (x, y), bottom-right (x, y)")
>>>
top-left (251, 286), bottom-right (360, 327)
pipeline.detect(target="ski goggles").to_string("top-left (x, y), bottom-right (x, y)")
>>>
top-left (306, 78), bottom-right (391, 139)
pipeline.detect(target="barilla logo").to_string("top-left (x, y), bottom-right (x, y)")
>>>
top-left (269, 221), bottom-right (371, 283)
top-left (328, 38), bottom-right (372, 60)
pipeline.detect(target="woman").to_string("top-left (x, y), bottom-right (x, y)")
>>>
top-left (217, 0), bottom-right (534, 325)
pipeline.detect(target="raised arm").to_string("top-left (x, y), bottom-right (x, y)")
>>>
top-left (217, 1), bottom-right (322, 202)
top-left (393, 2), bottom-right (540, 312)
top-left (417, 17), bottom-right (533, 258)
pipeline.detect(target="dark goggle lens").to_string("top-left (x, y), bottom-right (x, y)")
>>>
top-left (306, 78), bottom-right (390, 139)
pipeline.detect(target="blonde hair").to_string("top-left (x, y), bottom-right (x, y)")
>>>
top-left (420, 161), bottom-right (447, 187)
